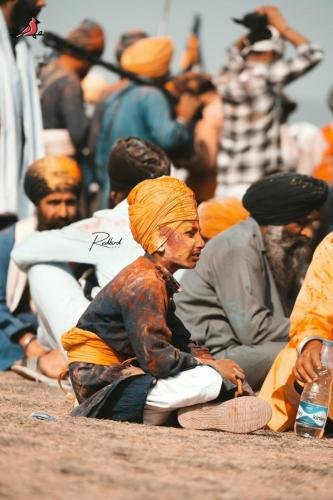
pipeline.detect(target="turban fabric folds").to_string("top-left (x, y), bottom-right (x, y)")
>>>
top-left (120, 37), bottom-right (173, 79)
top-left (24, 155), bottom-right (82, 206)
top-left (242, 173), bottom-right (328, 226)
top-left (198, 198), bottom-right (249, 240)
top-left (128, 177), bottom-right (198, 254)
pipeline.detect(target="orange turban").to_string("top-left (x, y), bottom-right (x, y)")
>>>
top-left (198, 197), bottom-right (249, 240)
top-left (128, 177), bottom-right (198, 254)
top-left (120, 37), bottom-right (173, 79)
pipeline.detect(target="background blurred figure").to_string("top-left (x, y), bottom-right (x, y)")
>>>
top-left (288, 121), bottom-right (323, 176)
top-left (170, 72), bottom-right (223, 203)
top-left (311, 87), bottom-right (333, 185)
top-left (40, 19), bottom-right (105, 159)
top-left (95, 36), bottom-right (199, 207)
top-left (39, 19), bottom-right (104, 216)
top-left (0, 155), bottom-right (81, 381)
top-left (198, 197), bottom-right (249, 242)
top-left (279, 95), bottom-right (299, 173)
top-left (215, 5), bottom-right (323, 199)
top-left (86, 29), bottom-right (148, 211)
top-left (174, 195), bottom-right (248, 283)
top-left (309, 87), bottom-right (333, 237)
top-left (81, 71), bottom-right (111, 113)
top-left (0, 0), bottom-right (45, 227)
top-left (87, 28), bottom-right (149, 156)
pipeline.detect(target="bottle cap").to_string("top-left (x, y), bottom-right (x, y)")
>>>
top-left (323, 339), bottom-right (333, 347)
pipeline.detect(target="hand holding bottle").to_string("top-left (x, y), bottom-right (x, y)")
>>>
top-left (293, 339), bottom-right (322, 383)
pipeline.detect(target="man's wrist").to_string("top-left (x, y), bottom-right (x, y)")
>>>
top-left (19, 333), bottom-right (37, 353)
top-left (280, 25), bottom-right (292, 36)
top-left (297, 337), bottom-right (323, 356)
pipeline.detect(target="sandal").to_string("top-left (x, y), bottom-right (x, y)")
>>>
top-left (11, 357), bottom-right (72, 390)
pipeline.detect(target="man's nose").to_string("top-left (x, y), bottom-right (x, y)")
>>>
top-left (57, 203), bottom-right (68, 218)
top-left (300, 225), bottom-right (314, 240)
top-left (196, 232), bottom-right (205, 249)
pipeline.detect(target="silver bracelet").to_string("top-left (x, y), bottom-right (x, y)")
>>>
top-left (296, 336), bottom-right (323, 356)
top-left (20, 334), bottom-right (36, 354)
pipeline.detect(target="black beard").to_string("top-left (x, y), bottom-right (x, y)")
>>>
top-left (11, 0), bottom-right (41, 33)
top-left (263, 226), bottom-right (311, 316)
top-left (37, 214), bottom-right (79, 231)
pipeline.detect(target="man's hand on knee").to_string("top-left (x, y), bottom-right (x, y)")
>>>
top-left (293, 339), bottom-right (322, 383)
top-left (205, 359), bottom-right (245, 386)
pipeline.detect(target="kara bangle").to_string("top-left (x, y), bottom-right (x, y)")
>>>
top-left (296, 336), bottom-right (323, 356)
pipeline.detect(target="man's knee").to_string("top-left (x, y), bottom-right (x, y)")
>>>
top-left (143, 365), bottom-right (222, 426)
top-left (145, 365), bottom-right (222, 411)
top-left (198, 365), bottom-right (223, 400)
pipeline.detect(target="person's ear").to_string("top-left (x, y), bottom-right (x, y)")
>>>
top-left (109, 191), bottom-right (126, 208)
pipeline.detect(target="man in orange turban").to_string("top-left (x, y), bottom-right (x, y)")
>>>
top-left (62, 176), bottom-right (270, 432)
top-left (128, 176), bottom-right (198, 255)
top-left (120, 36), bottom-right (173, 80)
top-left (95, 36), bottom-right (201, 203)
top-left (198, 197), bottom-right (249, 241)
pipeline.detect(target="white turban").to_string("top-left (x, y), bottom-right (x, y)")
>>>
top-left (241, 26), bottom-right (285, 57)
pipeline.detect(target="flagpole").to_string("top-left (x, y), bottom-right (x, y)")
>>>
top-left (157, 0), bottom-right (172, 35)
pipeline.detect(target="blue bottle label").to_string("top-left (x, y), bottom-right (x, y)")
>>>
top-left (296, 401), bottom-right (328, 428)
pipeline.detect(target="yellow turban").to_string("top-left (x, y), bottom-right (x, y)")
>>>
top-left (128, 177), bottom-right (198, 254)
top-left (24, 155), bottom-right (82, 205)
top-left (120, 36), bottom-right (173, 79)
top-left (198, 197), bottom-right (249, 240)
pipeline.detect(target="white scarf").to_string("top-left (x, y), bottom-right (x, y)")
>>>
top-left (6, 215), bottom-right (37, 313)
top-left (0, 10), bottom-right (44, 218)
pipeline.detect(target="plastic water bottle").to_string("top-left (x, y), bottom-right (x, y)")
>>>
top-left (294, 339), bottom-right (333, 438)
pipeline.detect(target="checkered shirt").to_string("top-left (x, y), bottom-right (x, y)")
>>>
top-left (214, 42), bottom-right (324, 192)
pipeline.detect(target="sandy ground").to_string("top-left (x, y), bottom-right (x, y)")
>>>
top-left (0, 372), bottom-right (332, 500)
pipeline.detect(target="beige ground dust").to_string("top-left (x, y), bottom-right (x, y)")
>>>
top-left (0, 372), bottom-right (332, 500)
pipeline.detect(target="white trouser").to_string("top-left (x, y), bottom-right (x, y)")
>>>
top-left (28, 263), bottom-right (90, 353)
top-left (143, 365), bottom-right (223, 426)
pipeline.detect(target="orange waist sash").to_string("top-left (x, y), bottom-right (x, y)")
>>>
top-left (61, 327), bottom-right (125, 366)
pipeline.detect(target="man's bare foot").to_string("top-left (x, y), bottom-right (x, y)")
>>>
top-left (38, 349), bottom-right (67, 379)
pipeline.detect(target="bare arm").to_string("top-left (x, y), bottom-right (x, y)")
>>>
top-left (256, 5), bottom-right (307, 47)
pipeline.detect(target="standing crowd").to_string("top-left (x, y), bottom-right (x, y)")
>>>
top-left (1, 0), bottom-right (333, 435)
